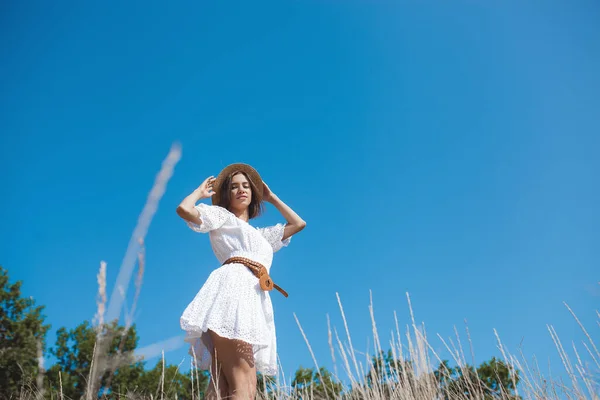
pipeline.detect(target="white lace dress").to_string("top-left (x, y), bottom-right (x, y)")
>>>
top-left (180, 203), bottom-right (290, 376)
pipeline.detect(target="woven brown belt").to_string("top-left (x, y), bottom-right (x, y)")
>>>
top-left (222, 256), bottom-right (288, 298)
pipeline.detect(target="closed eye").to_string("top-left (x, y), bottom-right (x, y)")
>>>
top-left (232, 184), bottom-right (250, 189)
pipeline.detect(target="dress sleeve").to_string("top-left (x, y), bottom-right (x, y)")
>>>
top-left (186, 204), bottom-right (231, 233)
top-left (257, 223), bottom-right (291, 253)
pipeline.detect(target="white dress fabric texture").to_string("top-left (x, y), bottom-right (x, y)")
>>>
top-left (180, 203), bottom-right (290, 376)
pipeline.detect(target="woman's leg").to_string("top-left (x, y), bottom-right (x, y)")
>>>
top-left (209, 330), bottom-right (257, 400)
top-left (205, 361), bottom-right (228, 399)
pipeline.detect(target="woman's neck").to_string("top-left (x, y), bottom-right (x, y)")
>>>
top-left (231, 208), bottom-right (249, 222)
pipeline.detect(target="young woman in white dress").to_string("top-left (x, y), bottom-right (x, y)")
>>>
top-left (176, 163), bottom-right (306, 399)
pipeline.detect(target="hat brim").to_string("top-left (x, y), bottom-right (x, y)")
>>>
top-left (211, 163), bottom-right (264, 206)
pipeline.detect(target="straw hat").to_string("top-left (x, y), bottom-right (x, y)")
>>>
top-left (211, 163), bottom-right (264, 205)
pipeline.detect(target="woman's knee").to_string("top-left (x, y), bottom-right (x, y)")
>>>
top-left (222, 356), bottom-right (256, 398)
top-left (230, 371), bottom-right (256, 397)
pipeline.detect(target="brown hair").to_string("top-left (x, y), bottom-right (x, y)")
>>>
top-left (216, 171), bottom-right (264, 219)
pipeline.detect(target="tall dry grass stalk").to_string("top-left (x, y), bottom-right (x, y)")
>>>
top-left (161, 350), bottom-right (165, 400)
top-left (59, 371), bottom-right (63, 400)
top-left (190, 357), bottom-right (195, 400)
top-left (35, 339), bottom-right (45, 400)
top-left (87, 341), bottom-right (98, 400)
top-left (293, 312), bottom-right (327, 390)
top-left (86, 143), bottom-right (181, 397)
top-left (129, 237), bottom-right (146, 329)
top-left (105, 143), bottom-right (181, 321)
top-left (190, 346), bottom-right (201, 400)
top-left (94, 261), bottom-right (107, 328)
top-left (104, 237), bottom-right (148, 392)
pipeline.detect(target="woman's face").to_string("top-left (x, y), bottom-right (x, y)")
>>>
top-left (229, 172), bottom-right (252, 211)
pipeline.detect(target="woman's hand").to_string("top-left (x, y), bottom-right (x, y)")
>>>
top-left (262, 181), bottom-right (306, 240)
top-left (262, 182), bottom-right (276, 203)
top-left (197, 176), bottom-right (216, 199)
top-left (177, 176), bottom-right (215, 224)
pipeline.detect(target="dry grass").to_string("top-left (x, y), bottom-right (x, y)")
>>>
top-left (30, 286), bottom-right (597, 400)
top-left (263, 289), bottom-right (598, 400)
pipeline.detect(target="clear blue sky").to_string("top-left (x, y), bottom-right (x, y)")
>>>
top-left (2, 0), bottom-right (599, 387)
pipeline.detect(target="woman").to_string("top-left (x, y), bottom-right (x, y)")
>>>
top-left (176, 163), bottom-right (306, 399)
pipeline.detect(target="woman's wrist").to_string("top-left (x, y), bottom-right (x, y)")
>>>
top-left (193, 188), bottom-right (207, 200)
top-left (266, 193), bottom-right (279, 204)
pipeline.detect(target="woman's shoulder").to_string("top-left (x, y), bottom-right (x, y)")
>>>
top-left (197, 203), bottom-right (231, 217)
top-left (188, 203), bottom-right (237, 233)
